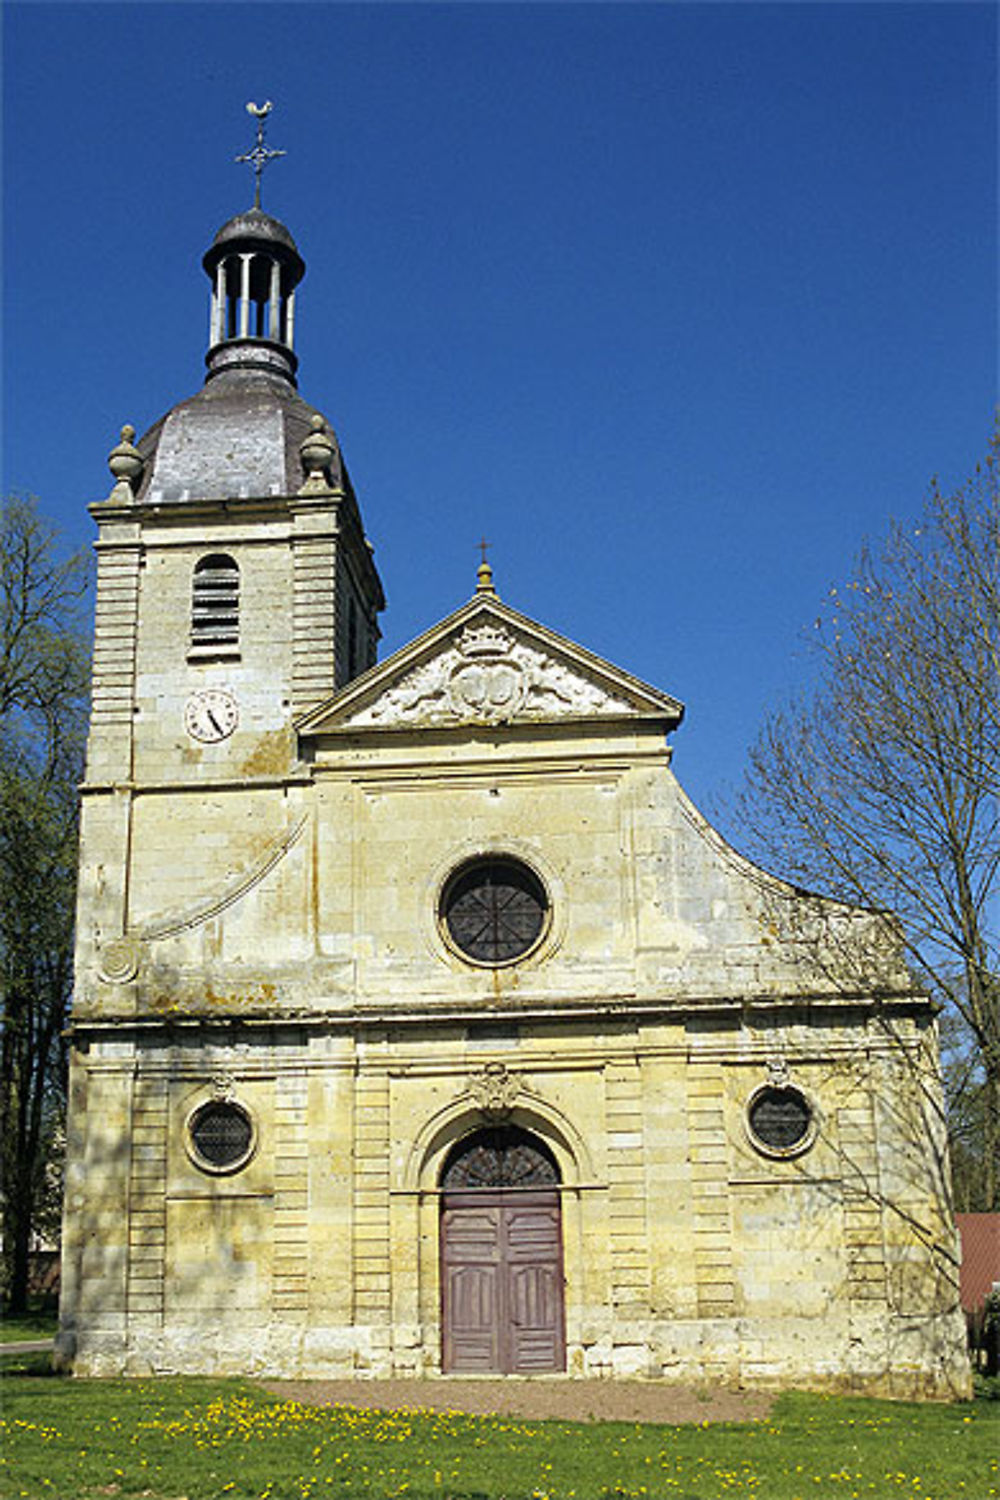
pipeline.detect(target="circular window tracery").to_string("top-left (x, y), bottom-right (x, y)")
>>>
top-left (441, 1126), bottom-right (560, 1190)
top-left (187, 1100), bottom-right (255, 1174)
top-left (745, 1084), bottom-right (816, 1158)
top-left (441, 856), bottom-right (548, 966)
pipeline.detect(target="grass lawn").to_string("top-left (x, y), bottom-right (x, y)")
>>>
top-left (1, 1313), bottom-right (58, 1344)
top-left (1, 1361), bottom-right (996, 1500)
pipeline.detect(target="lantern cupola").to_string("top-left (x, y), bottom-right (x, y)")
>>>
top-left (202, 206), bottom-right (305, 385)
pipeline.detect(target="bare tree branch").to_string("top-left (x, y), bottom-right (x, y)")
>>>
top-left (728, 428), bottom-right (1000, 1209)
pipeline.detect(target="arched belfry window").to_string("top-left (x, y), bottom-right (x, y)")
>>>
top-left (191, 554), bottom-right (240, 652)
top-left (441, 1126), bottom-right (560, 1190)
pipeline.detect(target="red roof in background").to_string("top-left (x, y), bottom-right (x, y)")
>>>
top-left (956, 1214), bottom-right (1000, 1310)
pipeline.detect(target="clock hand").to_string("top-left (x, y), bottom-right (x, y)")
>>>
top-left (207, 709), bottom-right (223, 735)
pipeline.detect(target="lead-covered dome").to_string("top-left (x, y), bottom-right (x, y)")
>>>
top-left (207, 206), bottom-right (303, 263)
top-left (131, 369), bottom-right (354, 505)
top-left (125, 206), bottom-right (354, 506)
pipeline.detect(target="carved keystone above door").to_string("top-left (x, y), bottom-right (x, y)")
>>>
top-left (467, 1061), bottom-right (522, 1121)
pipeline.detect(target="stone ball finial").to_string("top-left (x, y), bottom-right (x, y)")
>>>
top-left (106, 423), bottom-right (144, 500)
top-left (298, 412), bottom-right (337, 494)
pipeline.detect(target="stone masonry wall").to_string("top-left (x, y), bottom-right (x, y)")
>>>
top-left (59, 1014), bottom-right (970, 1396)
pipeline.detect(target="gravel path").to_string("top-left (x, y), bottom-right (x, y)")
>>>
top-left (265, 1378), bottom-right (773, 1426)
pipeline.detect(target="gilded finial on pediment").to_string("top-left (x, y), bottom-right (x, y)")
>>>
top-left (476, 536), bottom-right (497, 595)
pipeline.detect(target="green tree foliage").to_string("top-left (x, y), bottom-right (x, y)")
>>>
top-left (1, 494), bottom-right (90, 1312)
top-left (731, 433), bottom-right (999, 1209)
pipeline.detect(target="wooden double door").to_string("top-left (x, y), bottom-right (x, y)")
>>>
top-left (441, 1189), bottom-right (566, 1373)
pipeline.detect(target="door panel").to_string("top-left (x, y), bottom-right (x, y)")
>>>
top-left (446, 1264), bottom-right (499, 1371)
top-left (441, 1203), bottom-right (501, 1374)
top-left (508, 1260), bottom-right (562, 1372)
top-left (441, 1190), bottom-right (564, 1374)
top-left (444, 1204), bottom-right (502, 1257)
top-left (505, 1203), bottom-right (561, 1258)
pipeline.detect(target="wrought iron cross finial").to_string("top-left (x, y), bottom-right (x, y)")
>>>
top-left (475, 536), bottom-right (496, 595)
top-left (235, 100), bottom-right (286, 209)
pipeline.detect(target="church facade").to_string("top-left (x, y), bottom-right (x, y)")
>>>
top-left (58, 196), bottom-right (970, 1395)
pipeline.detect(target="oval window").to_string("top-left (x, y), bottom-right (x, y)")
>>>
top-left (441, 856), bottom-right (548, 966)
top-left (188, 1100), bottom-right (254, 1173)
top-left (746, 1084), bottom-right (815, 1158)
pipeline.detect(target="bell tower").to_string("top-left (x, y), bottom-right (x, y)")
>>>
top-left (86, 112), bottom-right (383, 767)
top-left (78, 104), bottom-right (384, 988)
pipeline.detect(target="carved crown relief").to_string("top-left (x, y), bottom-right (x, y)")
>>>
top-left (347, 622), bottom-right (634, 728)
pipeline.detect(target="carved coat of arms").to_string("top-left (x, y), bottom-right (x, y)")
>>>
top-left (448, 624), bottom-right (526, 721)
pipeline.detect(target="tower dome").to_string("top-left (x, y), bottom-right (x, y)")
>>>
top-left (128, 205), bottom-right (346, 506)
top-left (117, 102), bottom-right (355, 507)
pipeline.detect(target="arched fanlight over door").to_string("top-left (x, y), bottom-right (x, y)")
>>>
top-left (441, 1126), bottom-right (560, 1189)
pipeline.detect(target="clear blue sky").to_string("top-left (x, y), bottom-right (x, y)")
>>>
top-left (4, 2), bottom-right (996, 828)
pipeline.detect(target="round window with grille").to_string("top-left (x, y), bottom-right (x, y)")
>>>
top-left (187, 1100), bottom-right (255, 1174)
top-left (441, 856), bottom-right (549, 966)
top-left (746, 1084), bottom-right (816, 1158)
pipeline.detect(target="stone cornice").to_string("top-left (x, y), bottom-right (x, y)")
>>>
top-left (78, 773), bottom-right (315, 796)
top-left (91, 490), bottom-right (344, 520)
top-left (67, 988), bottom-right (932, 1038)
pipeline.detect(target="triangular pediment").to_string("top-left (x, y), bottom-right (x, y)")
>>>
top-left (297, 594), bottom-right (684, 736)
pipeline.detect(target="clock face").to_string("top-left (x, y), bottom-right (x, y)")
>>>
top-left (184, 688), bottom-right (239, 743)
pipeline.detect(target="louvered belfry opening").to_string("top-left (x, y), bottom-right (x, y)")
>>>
top-left (191, 554), bottom-right (240, 649)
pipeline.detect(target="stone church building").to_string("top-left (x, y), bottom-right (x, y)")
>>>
top-left (58, 192), bottom-right (969, 1395)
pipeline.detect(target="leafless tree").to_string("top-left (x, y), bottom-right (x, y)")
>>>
top-left (730, 431), bottom-right (999, 1208)
top-left (1, 495), bottom-right (90, 1312)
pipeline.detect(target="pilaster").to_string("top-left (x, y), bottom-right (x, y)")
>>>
top-left (838, 1095), bottom-right (888, 1309)
top-left (605, 1060), bottom-right (651, 1324)
top-left (291, 496), bottom-right (339, 715)
top-left (687, 1063), bottom-right (736, 1324)
top-left (126, 1072), bottom-right (168, 1330)
top-left (352, 1063), bottom-right (392, 1354)
top-left (87, 511), bottom-right (143, 782)
top-left (273, 1066), bottom-right (310, 1318)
